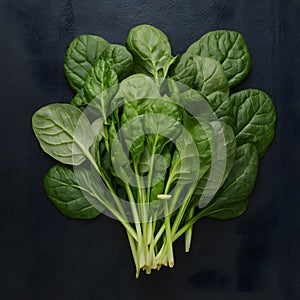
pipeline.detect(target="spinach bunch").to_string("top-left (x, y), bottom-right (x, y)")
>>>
top-left (32, 25), bottom-right (276, 277)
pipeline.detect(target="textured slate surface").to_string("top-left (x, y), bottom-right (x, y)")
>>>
top-left (0, 1), bottom-right (299, 299)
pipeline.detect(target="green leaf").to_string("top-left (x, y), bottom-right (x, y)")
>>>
top-left (167, 123), bottom-right (205, 186)
top-left (144, 97), bottom-right (182, 154)
top-left (139, 147), bottom-right (151, 175)
top-left (64, 35), bottom-right (109, 92)
top-left (186, 30), bottom-right (252, 87)
top-left (111, 74), bottom-right (160, 115)
top-left (32, 104), bottom-right (94, 165)
top-left (125, 24), bottom-right (173, 78)
top-left (206, 92), bottom-right (234, 128)
top-left (178, 88), bottom-right (211, 118)
top-left (195, 121), bottom-right (236, 202)
top-left (170, 53), bottom-right (197, 87)
top-left (110, 74), bottom-right (160, 130)
top-left (201, 143), bottom-right (259, 219)
top-left (192, 56), bottom-right (229, 96)
top-left (109, 122), bottom-right (134, 184)
top-left (44, 164), bottom-right (102, 219)
top-left (170, 54), bottom-right (229, 97)
top-left (100, 44), bottom-right (134, 80)
top-left (220, 122), bottom-right (237, 182)
top-left (182, 114), bottom-right (212, 180)
top-left (116, 74), bottom-right (160, 102)
top-left (71, 60), bottom-right (118, 116)
top-left (230, 89), bottom-right (276, 157)
top-left (120, 103), bottom-right (145, 158)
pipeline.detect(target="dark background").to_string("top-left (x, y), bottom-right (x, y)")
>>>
top-left (1, 0), bottom-right (299, 299)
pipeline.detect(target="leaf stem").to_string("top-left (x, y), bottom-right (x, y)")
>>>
top-left (164, 200), bottom-right (174, 267)
top-left (171, 186), bottom-right (195, 237)
top-left (184, 207), bottom-right (195, 252)
top-left (172, 206), bottom-right (220, 242)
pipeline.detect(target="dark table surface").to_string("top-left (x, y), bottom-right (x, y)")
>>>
top-left (1, 1), bottom-right (299, 299)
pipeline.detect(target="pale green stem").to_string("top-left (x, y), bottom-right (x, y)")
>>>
top-left (184, 207), bottom-right (195, 252)
top-left (171, 186), bottom-right (196, 237)
top-left (164, 200), bottom-right (174, 267)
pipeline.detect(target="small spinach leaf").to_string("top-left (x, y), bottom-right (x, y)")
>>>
top-left (116, 74), bottom-right (160, 102)
top-left (230, 89), bottom-right (276, 157)
top-left (192, 56), bottom-right (229, 96)
top-left (170, 53), bottom-right (197, 87)
top-left (121, 103), bottom-right (145, 159)
top-left (167, 125), bottom-right (205, 187)
top-left (182, 114), bottom-right (212, 181)
top-left (195, 121), bottom-right (236, 205)
top-left (64, 35), bottom-right (109, 92)
top-left (206, 92), bottom-right (234, 128)
top-left (100, 44), bottom-right (134, 80)
top-left (144, 97), bottom-right (182, 155)
top-left (126, 24), bottom-right (174, 78)
top-left (71, 60), bottom-right (118, 116)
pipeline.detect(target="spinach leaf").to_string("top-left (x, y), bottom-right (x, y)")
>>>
top-left (167, 125), bottom-right (204, 187)
top-left (186, 30), bottom-right (251, 87)
top-left (121, 103), bottom-right (145, 159)
top-left (220, 122), bottom-right (237, 181)
top-left (206, 92), bottom-right (234, 128)
top-left (100, 44), bottom-right (134, 80)
top-left (170, 53), bottom-right (197, 87)
top-left (192, 56), bottom-right (229, 96)
top-left (125, 24), bottom-right (175, 79)
top-left (71, 60), bottom-right (118, 115)
top-left (64, 35), bottom-right (109, 92)
top-left (111, 74), bottom-right (160, 126)
top-left (32, 104), bottom-right (94, 165)
top-left (182, 114), bottom-right (212, 181)
top-left (44, 164), bottom-right (102, 219)
top-left (201, 143), bottom-right (258, 219)
top-left (230, 89), bottom-right (276, 157)
top-left (178, 88), bottom-right (211, 118)
top-left (109, 119), bottom-right (142, 187)
top-left (117, 74), bottom-right (160, 102)
top-left (170, 54), bottom-right (229, 97)
top-left (196, 121), bottom-right (236, 205)
top-left (144, 97), bottom-right (182, 155)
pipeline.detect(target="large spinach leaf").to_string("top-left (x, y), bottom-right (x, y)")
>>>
top-left (186, 30), bottom-right (251, 87)
top-left (44, 164), bottom-right (102, 219)
top-left (201, 143), bottom-right (259, 219)
top-left (32, 104), bottom-right (94, 165)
